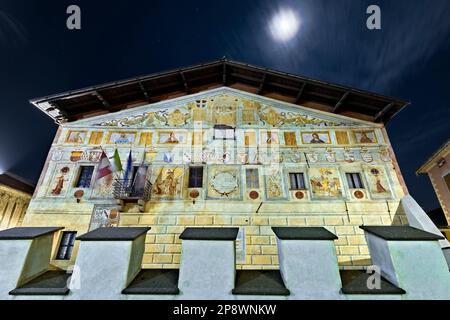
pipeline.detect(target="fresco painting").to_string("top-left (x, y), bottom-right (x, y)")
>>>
top-left (365, 167), bottom-right (392, 199)
top-left (301, 132), bottom-right (331, 144)
top-left (309, 168), bottom-right (342, 198)
top-left (151, 167), bottom-right (185, 199)
top-left (48, 164), bottom-right (74, 197)
top-left (88, 205), bottom-right (121, 231)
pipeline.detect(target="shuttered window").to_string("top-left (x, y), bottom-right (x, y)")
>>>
top-left (289, 173), bottom-right (306, 190)
top-left (346, 173), bottom-right (364, 189)
top-left (246, 169), bottom-right (260, 188)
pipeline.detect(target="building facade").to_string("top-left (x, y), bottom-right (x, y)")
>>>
top-left (417, 139), bottom-right (450, 228)
top-left (25, 60), bottom-right (410, 270)
top-left (0, 173), bottom-right (34, 230)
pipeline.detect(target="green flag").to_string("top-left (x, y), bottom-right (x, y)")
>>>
top-left (111, 149), bottom-right (123, 172)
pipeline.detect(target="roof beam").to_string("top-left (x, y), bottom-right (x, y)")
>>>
top-left (138, 81), bottom-right (150, 100)
top-left (295, 82), bottom-right (307, 103)
top-left (92, 91), bottom-right (110, 109)
top-left (333, 91), bottom-right (350, 113)
top-left (180, 72), bottom-right (189, 93)
top-left (258, 73), bottom-right (267, 94)
top-left (374, 102), bottom-right (395, 122)
top-left (223, 62), bottom-right (227, 85)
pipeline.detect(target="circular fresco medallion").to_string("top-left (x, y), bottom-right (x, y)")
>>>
top-left (249, 191), bottom-right (259, 199)
top-left (211, 171), bottom-right (238, 196)
top-left (354, 190), bottom-right (365, 199)
top-left (74, 190), bottom-right (84, 199)
top-left (295, 191), bottom-right (304, 200)
top-left (189, 189), bottom-right (200, 199)
top-left (61, 167), bottom-right (70, 174)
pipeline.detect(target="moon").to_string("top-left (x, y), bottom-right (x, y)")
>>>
top-left (269, 8), bottom-right (301, 42)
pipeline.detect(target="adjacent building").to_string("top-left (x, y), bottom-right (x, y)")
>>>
top-left (25, 59), bottom-right (410, 270)
top-left (417, 139), bottom-right (450, 235)
top-left (0, 172), bottom-right (34, 230)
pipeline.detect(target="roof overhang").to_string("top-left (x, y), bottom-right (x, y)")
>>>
top-left (30, 58), bottom-right (410, 125)
top-left (416, 139), bottom-right (450, 174)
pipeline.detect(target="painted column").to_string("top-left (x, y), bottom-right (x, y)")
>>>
top-left (272, 227), bottom-right (343, 300)
top-left (0, 227), bottom-right (63, 299)
top-left (362, 225), bottom-right (450, 299)
top-left (69, 227), bottom-right (150, 300)
top-left (178, 227), bottom-right (239, 300)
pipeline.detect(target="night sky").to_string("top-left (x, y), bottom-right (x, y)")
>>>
top-left (0, 0), bottom-right (449, 211)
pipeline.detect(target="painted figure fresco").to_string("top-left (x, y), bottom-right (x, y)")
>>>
top-left (50, 166), bottom-right (70, 196)
top-left (265, 168), bottom-right (285, 200)
top-left (302, 132), bottom-right (331, 144)
top-left (159, 132), bottom-right (186, 144)
top-left (151, 167), bottom-right (184, 198)
top-left (89, 205), bottom-right (120, 231)
top-left (366, 167), bottom-right (391, 199)
top-left (309, 168), bottom-right (342, 198)
top-left (66, 131), bottom-right (86, 143)
top-left (354, 131), bottom-right (377, 144)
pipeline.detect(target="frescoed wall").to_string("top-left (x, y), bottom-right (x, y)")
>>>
top-left (23, 87), bottom-right (409, 270)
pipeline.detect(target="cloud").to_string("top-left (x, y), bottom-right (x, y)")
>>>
top-left (0, 11), bottom-right (29, 48)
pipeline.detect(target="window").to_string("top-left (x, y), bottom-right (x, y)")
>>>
top-left (75, 166), bottom-right (95, 188)
top-left (214, 125), bottom-right (235, 140)
top-left (346, 173), bottom-right (364, 189)
top-left (289, 173), bottom-right (306, 190)
top-left (189, 167), bottom-right (204, 188)
top-left (246, 169), bottom-right (260, 189)
top-left (284, 132), bottom-right (297, 146)
top-left (56, 231), bottom-right (77, 260)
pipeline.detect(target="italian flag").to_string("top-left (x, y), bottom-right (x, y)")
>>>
top-left (110, 149), bottom-right (123, 173)
top-left (95, 151), bottom-right (113, 180)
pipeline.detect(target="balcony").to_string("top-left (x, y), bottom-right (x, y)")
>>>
top-left (113, 179), bottom-right (152, 201)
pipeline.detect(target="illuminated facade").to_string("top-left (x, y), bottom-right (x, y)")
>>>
top-left (25, 60), bottom-right (410, 270)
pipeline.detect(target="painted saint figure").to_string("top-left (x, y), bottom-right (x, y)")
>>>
top-left (309, 133), bottom-right (325, 144)
top-left (165, 132), bottom-right (179, 144)
top-left (359, 132), bottom-right (374, 144)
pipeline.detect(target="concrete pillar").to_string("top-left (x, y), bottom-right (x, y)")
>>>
top-left (69, 227), bottom-right (150, 300)
top-left (0, 227), bottom-right (63, 299)
top-left (362, 226), bottom-right (450, 300)
top-left (272, 227), bottom-right (343, 300)
top-left (178, 227), bottom-right (239, 300)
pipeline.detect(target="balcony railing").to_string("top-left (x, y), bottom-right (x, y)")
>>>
top-left (113, 179), bottom-right (152, 201)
